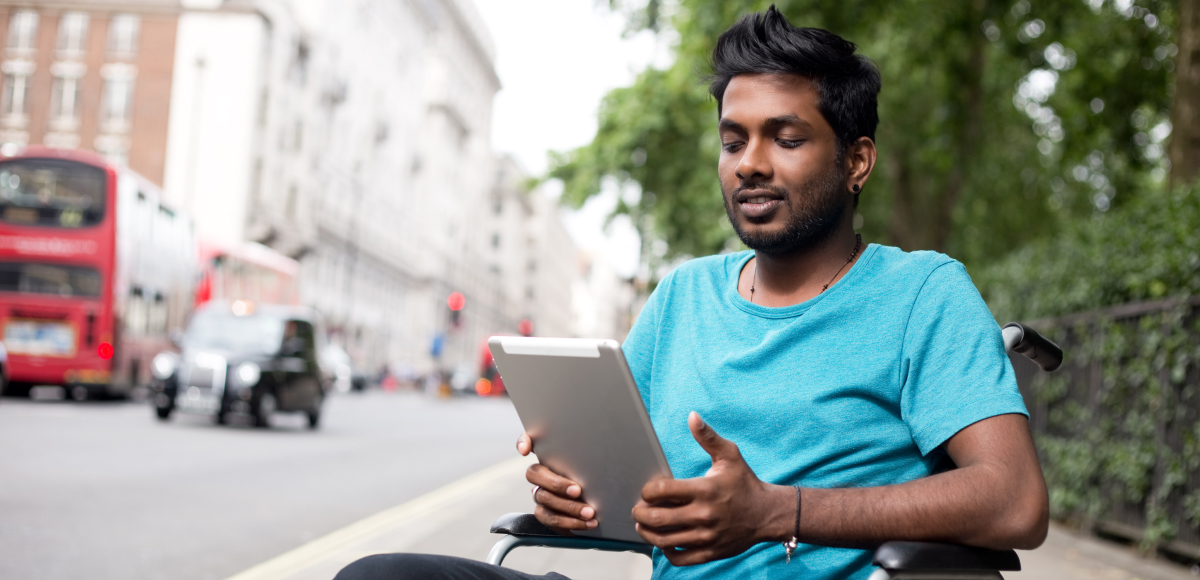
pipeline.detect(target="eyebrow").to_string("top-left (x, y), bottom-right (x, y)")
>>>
top-left (718, 114), bottom-right (812, 133)
top-left (764, 114), bottom-right (811, 130)
top-left (718, 118), bottom-right (746, 133)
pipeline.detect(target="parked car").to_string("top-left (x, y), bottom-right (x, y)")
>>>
top-left (319, 343), bottom-right (368, 393)
top-left (150, 301), bottom-right (325, 429)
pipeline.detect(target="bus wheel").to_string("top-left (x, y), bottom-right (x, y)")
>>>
top-left (155, 405), bottom-right (172, 421)
top-left (254, 393), bottom-right (276, 429)
top-left (70, 386), bottom-right (90, 401)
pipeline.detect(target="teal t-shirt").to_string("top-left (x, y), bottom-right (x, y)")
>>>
top-left (621, 244), bottom-right (1027, 580)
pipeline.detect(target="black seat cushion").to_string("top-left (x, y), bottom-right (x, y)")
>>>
top-left (489, 512), bottom-right (560, 537)
top-left (873, 542), bottom-right (1021, 571)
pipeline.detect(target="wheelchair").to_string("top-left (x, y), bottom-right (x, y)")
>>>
top-left (485, 322), bottom-right (1063, 580)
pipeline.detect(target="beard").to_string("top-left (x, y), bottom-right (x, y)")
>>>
top-left (722, 165), bottom-right (847, 256)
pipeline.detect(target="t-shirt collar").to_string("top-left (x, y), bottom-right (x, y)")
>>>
top-left (729, 244), bottom-right (878, 319)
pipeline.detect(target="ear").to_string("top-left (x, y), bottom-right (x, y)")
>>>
top-left (843, 136), bottom-right (877, 192)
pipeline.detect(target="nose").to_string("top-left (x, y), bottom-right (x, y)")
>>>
top-left (735, 137), bottom-right (772, 182)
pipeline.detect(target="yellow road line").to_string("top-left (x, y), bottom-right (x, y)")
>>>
top-left (225, 456), bottom-right (531, 580)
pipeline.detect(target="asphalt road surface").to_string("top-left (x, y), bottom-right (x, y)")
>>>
top-left (0, 390), bottom-right (524, 580)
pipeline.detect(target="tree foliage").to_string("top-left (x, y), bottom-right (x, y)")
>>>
top-left (550, 0), bottom-right (1180, 273)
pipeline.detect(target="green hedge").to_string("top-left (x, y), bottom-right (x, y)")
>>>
top-left (978, 183), bottom-right (1200, 554)
top-left (977, 183), bottom-right (1200, 322)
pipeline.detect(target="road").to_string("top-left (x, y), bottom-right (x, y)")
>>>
top-left (0, 390), bottom-right (524, 580)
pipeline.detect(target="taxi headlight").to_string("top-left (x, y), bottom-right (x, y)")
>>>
top-left (235, 361), bottom-right (261, 387)
top-left (152, 352), bottom-right (178, 380)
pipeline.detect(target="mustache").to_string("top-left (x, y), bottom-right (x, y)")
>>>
top-left (730, 181), bottom-right (790, 199)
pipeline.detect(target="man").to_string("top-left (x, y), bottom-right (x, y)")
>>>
top-left (337, 6), bottom-right (1048, 579)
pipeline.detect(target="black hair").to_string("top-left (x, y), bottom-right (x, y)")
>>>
top-left (709, 6), bottom-right (881, 154)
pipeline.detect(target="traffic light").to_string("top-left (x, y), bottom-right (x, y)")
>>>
top-left (518, 318), bottom-right (533, 337)
top-left (447, 292), bottom-right (465, 328)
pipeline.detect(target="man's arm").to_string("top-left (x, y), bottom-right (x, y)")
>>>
top-left (630, 412), bottom-right (1048, 566)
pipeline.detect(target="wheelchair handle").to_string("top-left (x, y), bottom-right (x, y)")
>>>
top-left (1002, 322), bottom-right (1063, 372)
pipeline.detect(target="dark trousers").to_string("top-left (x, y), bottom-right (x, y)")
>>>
top-left (333, 553), bottom-right (572, 580)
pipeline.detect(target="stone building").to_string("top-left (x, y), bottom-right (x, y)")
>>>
top-left (0, 0), bottom-right (597, 379)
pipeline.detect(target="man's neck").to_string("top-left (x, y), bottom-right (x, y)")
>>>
top-left (740, 226), bottom-right (863, 307)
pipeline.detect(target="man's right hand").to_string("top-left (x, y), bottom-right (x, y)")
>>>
top-left (517, 433), bottom-right (598, 534)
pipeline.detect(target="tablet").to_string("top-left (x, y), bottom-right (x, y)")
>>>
top-left (489, 336), bottom-right (673, 543)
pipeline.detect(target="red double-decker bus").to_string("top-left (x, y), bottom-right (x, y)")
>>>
top-left (0, 148), bottom-right (195, 399)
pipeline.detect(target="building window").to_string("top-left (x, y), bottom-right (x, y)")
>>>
top-left (286, 185), bottom-right (298, 218)
top-left (50, 68), bottom-right (83, 131)
top-left (100, 63), bottom-right (136, 133)
top-left (7, 11), bottom-right (38, 54)
top-left (56, 12), bottom-right (89, 57)
top-left (107, 15), bottom-right (139, 58)
top-left (1, 72), bottom-right (30, 119)
top-left (101, 78), bottom-right (134, 128)
top-left (491, 233), bottom-right (500, 248)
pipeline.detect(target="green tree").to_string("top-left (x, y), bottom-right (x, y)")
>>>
top-left (551, 0), bottom-right (1179, 273)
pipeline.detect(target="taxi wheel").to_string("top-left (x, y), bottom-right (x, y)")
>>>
top-left (306, 409), bottom-right (320, 430)
top-left (155, 405), bottom-right (172, 421)
top-left (254, 393), bottom-right (276, 429)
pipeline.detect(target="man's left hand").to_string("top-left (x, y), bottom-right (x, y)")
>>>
top-left (631, 411), bottom-right (792, 566)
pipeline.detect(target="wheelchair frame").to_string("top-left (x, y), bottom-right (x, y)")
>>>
top-left (487, 322), bottom-right (1062, 579)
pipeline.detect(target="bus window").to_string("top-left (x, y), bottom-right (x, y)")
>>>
top-left (0, 261), bottom-right (102, 297)
top-left (0, 158), bottom-right (106, 227)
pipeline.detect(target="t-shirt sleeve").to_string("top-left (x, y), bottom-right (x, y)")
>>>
top-left (900, 262), bottom-right (1028, 455)
top-left (622, 276), bottom-right (666, 405)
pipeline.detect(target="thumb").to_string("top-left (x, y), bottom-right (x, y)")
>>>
top-left (688, 411), bottom-right (744, 469)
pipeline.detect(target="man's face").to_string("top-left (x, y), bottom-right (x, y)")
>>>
top-left (718, 73), bottom-right (848, 256)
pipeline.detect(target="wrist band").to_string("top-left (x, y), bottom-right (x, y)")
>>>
top-left (782, 485), bottom-right (801, 563)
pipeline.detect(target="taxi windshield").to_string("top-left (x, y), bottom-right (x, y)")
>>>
top-left (185, 310), bottom-right (285, 355)
top-left (0, 158), bottom-right (107, 228)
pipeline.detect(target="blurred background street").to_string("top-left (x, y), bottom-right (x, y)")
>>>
top-left (0, 0), bottom-right (1197, 578)
top-left (0, 391), bottom-right (523, 580)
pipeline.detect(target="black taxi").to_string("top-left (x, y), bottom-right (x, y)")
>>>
top-left (150, 301), bottom-right (326, 429)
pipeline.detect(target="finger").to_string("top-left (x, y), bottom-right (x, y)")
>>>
top-left (534, 504), bottom-right (598, 531)
top-left (639, 477), bottom-right (713, 504)
top-left (516, 433), bottom-right (533, 456)
top-left (632, 502), bottom-right (716, 530)
top-left (635, 523), bottom-right (717, 552)
top-left (688, 412), bottom-right (743, 468)
top-left (526, 464), bottom-right (583, 498)
top-left (535, 486), bottom-right (597, 521)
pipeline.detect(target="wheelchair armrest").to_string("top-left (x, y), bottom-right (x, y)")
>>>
top-left (486, 513), bottom-right (654, 566)
top-left (873, 541), bottom-right (1020, 571)
top-left (489, 512), bottom-right (560, 537)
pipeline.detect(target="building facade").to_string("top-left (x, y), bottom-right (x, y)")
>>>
top-left (0, 2), bottom-right (176, 181)
top-left (0, 0), bottom-right (614, 380)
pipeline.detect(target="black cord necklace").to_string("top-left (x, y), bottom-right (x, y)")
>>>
top-left (749, 233), bottom-right (863, 304)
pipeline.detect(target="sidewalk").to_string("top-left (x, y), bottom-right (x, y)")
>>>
top-left (227, 456), bottom-right (1195, 580)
